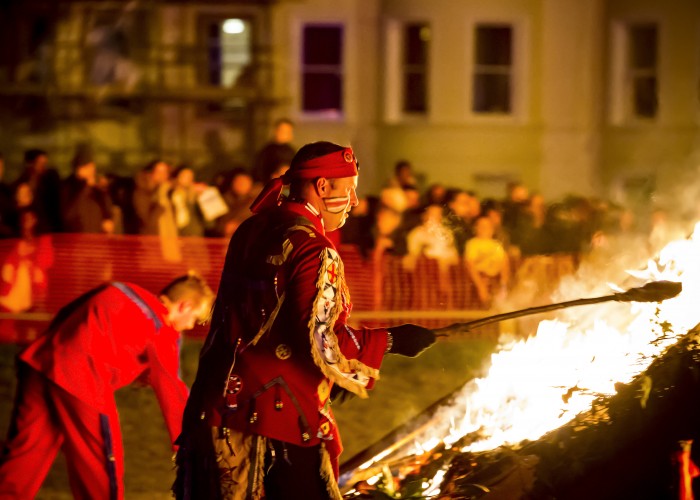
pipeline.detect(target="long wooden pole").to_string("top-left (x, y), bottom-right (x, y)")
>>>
top-left (434, 280), bottom-right (682, 336)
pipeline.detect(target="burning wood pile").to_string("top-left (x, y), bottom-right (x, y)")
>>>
top-left (345, 326), bottom-right (700, 499)
top-left (340, 226), bottom-right (700, 499)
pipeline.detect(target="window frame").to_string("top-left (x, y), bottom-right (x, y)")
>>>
top-left (383, 18), bottom-right (431, 123)
top-left (472, 24), bottom-right (513, 115)
top-left (464, 16), bottom-right (529, 124)
top-left (298, 22), bottom-right (345, 118)
top-left (609, 19), bottom-right (661, 125)
top-left (196, 14), bottom-right (256, 89)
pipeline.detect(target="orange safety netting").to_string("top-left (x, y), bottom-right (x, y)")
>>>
top-left (0, 234), bottom-right (577, 344)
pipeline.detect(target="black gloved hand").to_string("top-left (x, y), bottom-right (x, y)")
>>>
top-left (386, 324), bottom-right (436, 357)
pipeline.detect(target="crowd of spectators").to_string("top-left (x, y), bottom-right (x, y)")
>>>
top-left (339, 160), bottom-right (683, 308)
top-left (0, 148), bottom-right (262, 241)
top-left (0, 119), bottom-right (683, 311)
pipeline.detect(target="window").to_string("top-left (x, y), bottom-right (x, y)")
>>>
top-left (472, 24), bottom-right (512, 114)
top-left (202, 17), bottom-right (253, 87)
top-left (627, 23), bottom-right (658, 118)
top-left (302, 25), bottom-right (343, 113)
top-left (402, 23), bottom-right (430, 114)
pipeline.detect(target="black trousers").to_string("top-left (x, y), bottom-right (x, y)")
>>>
top-left (263, 439), bottom-right (332, 500)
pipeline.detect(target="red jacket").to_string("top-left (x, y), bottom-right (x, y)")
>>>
top-left (184, 201), bottom-right (387, 466)
top-left (20, 282), bottom-right (188, 444)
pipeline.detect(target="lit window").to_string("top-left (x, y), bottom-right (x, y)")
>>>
top-left (472, 24), bottom-right (512, 114)
top-left (627, 23), bottom-right (658, 118)
top-left (402, 23), bottom-right (430, 114)
top-left (302, 25), bottom-right (343, 113)
top-left (204, 18), bottom-right (252, 87)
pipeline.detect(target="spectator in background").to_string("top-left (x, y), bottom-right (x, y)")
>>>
top-left (388, 159), bottom-right (419, 191)
top-left (0, 171), bottom-right (56, 337)
top-left (423, 183), bottom-right (447, 206)
top-left (444, 189), bottom-right (480, 257)
top-left (251, 118), bottom-right (296, 184)
top-left (371, 205), bottom-right (403, 257)
top-left (512, 192), bottom-right (546, 258)
top-left (7, 182), bottom-right (49, 236)
top-left (60, 149), bottom-right (114, 234)
top-left (502, 182), bottom-right (529, 242)
top-left (403, 186), bottom-right (421, 212)
top-left (378, 186), bottom-right (417, 256)
top-left (404, 204), bottom-right (458, 307)
top-left (545, 196), bottom-right (594, 254)
top-left (215, 168), bottom-right (257, 238)
top-left (0, 209), bottom-right (53, 316)
top-left (584, 202), bottom-right (648, 275)
top-left (379, 185), bottom-right (408, 214)
top-left (339, 195), bottom-right (377, 257)
top-left (502, 182), bottom-right (529, 227)
top-left (481, 199), bottom-right (509, 248)
top-left (133, 159), bottom-right (175, 236)
top-left (133, 159), bottom-right (180, 262)
top-left (392, 185), bottom-right (423, 253)
top-left (15, 149), bottom-right (62, 233)
top-left (405, 205), bottom-right (458, 268)
top-left (105, 173), bottom-right (137, 235)
top-left (465, 215), bottom-right (510, 308)
top-left (170, 166), bottom-right (205, 237)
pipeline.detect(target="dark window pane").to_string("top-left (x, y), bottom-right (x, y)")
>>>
top-left (404, 24), bottom-right (429, 65)
top-left (207, 23), bottom-right (222, 85)
top-left (303, 72), bottom-right (342, 111)
top-left (475, 25), bottom-right (512, 65)
top-left (473, 74), bottom-right (511, 113)
top-left (403, 73), bottom-right (427, 112)
top-left (303, 26), bottom-right (342, 65)
top-left (634, 76), bottom-right (657, 117)
top-left (630, 24), bottom-right (657, 69)
top-left (403, 23), bottom-right (429, 114)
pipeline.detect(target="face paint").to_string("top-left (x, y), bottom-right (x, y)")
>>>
top-left (319, 176), bottom-right (359, 231)
top-left (322, 195), bottom-right (351, 214)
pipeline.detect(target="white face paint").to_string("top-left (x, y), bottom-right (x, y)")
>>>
top-left (323, 194), bottom-right (352, 214)
top-left (321, 176), bottom-right (359, 231)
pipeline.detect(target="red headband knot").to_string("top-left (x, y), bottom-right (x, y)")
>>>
top-left (250, 147), bottom-right (358, 213)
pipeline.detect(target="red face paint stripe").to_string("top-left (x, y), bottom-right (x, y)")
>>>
top-left (324, 197), bottom-right (350, 213)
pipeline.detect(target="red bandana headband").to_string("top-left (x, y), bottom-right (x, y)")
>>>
top-left (250, 147), bottom-right (358, 213)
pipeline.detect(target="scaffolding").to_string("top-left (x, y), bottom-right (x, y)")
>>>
top-left (0, 0), bottom-right (284, 179)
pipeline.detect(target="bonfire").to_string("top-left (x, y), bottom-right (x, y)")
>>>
top-left (340, 223), bottom-right (700, 499)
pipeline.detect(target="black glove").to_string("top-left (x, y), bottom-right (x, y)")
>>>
top-left (386, 324), bottom-right (436, 357)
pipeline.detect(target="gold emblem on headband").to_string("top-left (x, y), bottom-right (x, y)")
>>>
top-left (343, 151), bottom-right (354, 163)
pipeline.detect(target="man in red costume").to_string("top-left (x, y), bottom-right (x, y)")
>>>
top-left (173, 141), bottom-right (436, 500)
top-left (0, 274), bottom-right (214, 500)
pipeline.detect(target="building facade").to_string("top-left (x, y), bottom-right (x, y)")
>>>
top-left (0, 0), bottom-right (698, 204)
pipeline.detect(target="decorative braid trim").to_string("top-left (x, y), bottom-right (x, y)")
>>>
top-left (320, 443), bottom-right (343, 500)
top-left (307, 248), bottom-right (379, 399)
top-left (248, 435), bottom-right (267, 499)
top-left (248, 292), bottom-right (286, 347)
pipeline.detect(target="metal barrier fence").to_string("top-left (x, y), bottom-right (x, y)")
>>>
top-left (0, 234), bottom-right (578, 343)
